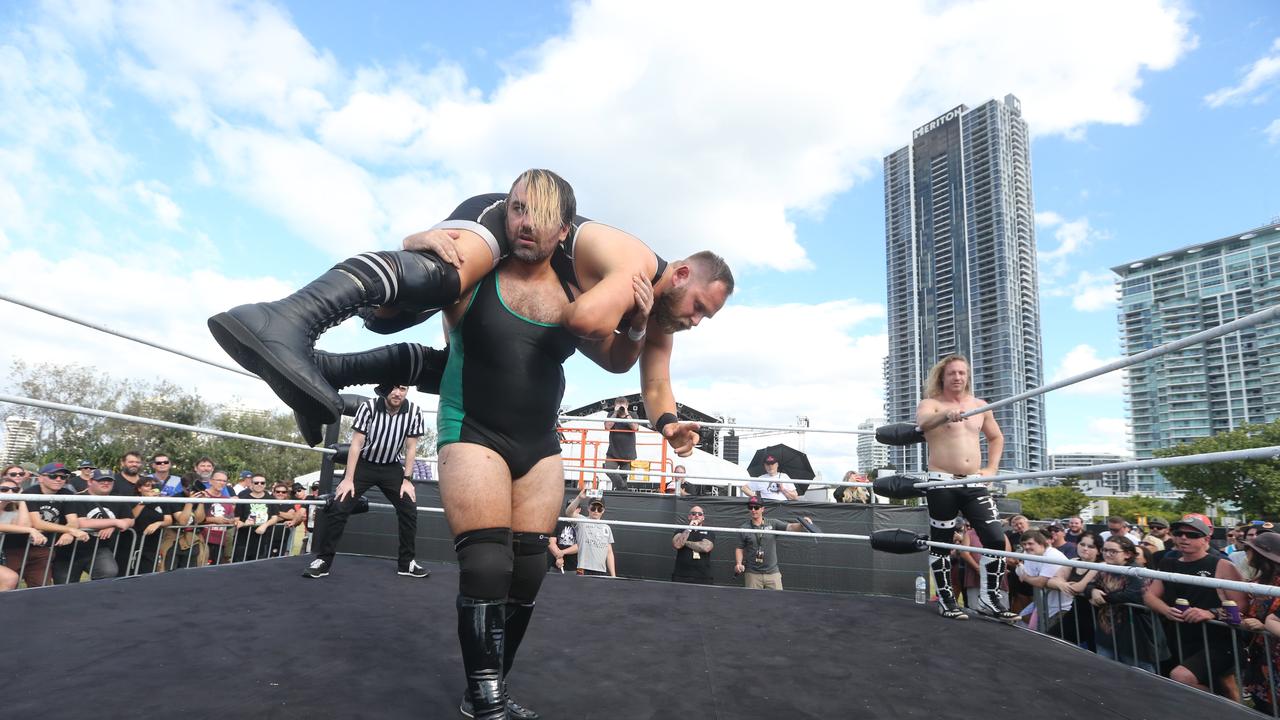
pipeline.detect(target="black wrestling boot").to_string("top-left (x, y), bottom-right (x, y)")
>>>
top-left (976, 557), bottom-right (1019, 621)
top-left (457, 595), bottom-right (509, 720)
top-left (928, 552), bottom-right (968, 620)
top-left (293, 343), bottom-right (450, 446)
top-left (209, 251), bottom-right (460, 425)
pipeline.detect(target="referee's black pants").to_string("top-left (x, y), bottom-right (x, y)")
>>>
top-left (316, 461), bottom-right (417, 568)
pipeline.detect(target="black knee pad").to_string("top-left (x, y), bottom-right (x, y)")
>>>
top-left (509, 531), bottom-right (550, 604)
top-left (389, 250), bottom-right (462, 309)
top-left (455, 528), bottom-right (514, 601)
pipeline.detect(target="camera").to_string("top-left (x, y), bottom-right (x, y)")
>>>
top-left (613, 405), bottom-right (628, 417)
top-left (586, 489), bottom-right (604, 500)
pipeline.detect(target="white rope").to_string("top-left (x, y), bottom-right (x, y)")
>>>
top-left (0, 291), bottom-right (259, 379)
top-left (914, 445), bottom-right (1280, 490)
top-left (960, 302), bottom-right (1280, 419)
top-left (4, 493), bottom-right (324, 506)
top-left (361, 500), bottom-right (1280, 598)
top-left (926, 539), bottom-right (1280, 598)
top-left (557, 416), bottom-right (871, 435)
top-left (560, 464), bottom-right (861, 487)
top-left (0, 393), bottom-right (334, 455)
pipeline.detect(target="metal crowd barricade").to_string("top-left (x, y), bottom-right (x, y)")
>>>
top-left (1031, 586), bottom-right (1268, 715)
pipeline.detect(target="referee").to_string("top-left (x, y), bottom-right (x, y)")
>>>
top-left (304, 383), bottom-right (429, 579)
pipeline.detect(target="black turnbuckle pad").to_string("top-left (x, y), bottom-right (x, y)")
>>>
top-left (872, 474), bottom-right (927, 499)
top-left (875, 422), bottom-right (925, 446)
top-left (328, 443), bottom-right (352, 465)
top-left (870, 528), bottom-right (928, 554)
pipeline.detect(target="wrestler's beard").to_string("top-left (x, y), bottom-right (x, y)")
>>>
top-left (122, 467), bottom-right (139, 478)
top-left (651, 285), bottom-right (689, 334)
top-left (511, 224), bottom-right (555, 263)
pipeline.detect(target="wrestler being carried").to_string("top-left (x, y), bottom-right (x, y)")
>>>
top-left (915, 354), bottom-right (1019, 621)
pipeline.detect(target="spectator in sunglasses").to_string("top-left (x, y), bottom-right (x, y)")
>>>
top-left (233, 474), bottom-right (284, 561)
top-left (671, 505), bottom-right (714, 584)
top-left (0, 478), bottom-right (47, 590)
top-left (1144, 514), bottom-right (1245, 700)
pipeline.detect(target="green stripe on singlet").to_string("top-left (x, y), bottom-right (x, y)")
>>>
top-left (436, 284), bottom-right (481, 445)
top-left (494, 273), bottom-right (559, 327)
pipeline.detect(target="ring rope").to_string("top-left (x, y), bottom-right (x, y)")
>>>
top-left (559, 464), bottom-right (864, 487)
top-left (913, 445), bottom-right (1280, 490)
top-left (558, 415), bottom-right (873, 435)
top-left (0, 291), bottom-right (258, 380)
top-left (958, 302), bottom-right (1280, 420)
top-left (3, 493), bottom-right (323, 507)
top-left (0, 393), bottom-right (335, 455)
top-left (359, 500), bottom-right (1280, 599)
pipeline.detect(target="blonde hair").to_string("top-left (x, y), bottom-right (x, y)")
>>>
top-left (923, 354), bottom-right (971, 398)
top-left (510, 169), bottom-right (575, 233)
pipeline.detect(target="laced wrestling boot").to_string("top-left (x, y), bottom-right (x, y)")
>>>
top-left (208, 251), bottom-right (459, 425)
top-left (976, 557), bottom-right (1020, 621)
top-left (929, 552), bottom-right (968, 620)
top-left (291, 343), bottom-right (450, 446)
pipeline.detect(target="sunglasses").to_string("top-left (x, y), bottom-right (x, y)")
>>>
top-left (153, 460), bottom-right (170, 465)
top-left (749, 506), bottom-right (763, 511)
top-left (689, 511), bottom-right (704, 516)
top-left (0, 486), bottom-right (18, 493)
top-left (252, 481), bottom-right (266, 486)
top-left (273, 489), bottom-right (289, 493)
top-left (4, 471), bottom-right (25, 477)
top-left (588, 505), bottom-right (604, 511)
top-left (1171, 530), bottom-right (1205, 539)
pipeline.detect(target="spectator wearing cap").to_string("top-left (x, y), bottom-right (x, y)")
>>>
top-left (566, 488), bottom-right (615, 576)
top-left (1231, 523), bottom-right (1277, 580)
top-left (25, 463), bottom-right (91, 585)
top-left (1138, 535), bottom-right (1166, 567)
top-left (602, 397), bottom-right (637, 491)
top-left (130, 474), bottom-right (175, 574)
top-left (1239, 532), bottom-right (1280, 713)
top-left (1144, 514), bottom-right (1245, 700)
top-left (233, 470), bottom-right (254, 496)
top-left (734, 496), bottom-right (811, 590)
top-left (0, 472), bottom-right (47, 589)
top-left (671, 505), bottom-right (715, 584)
top-left (56, 469), bottom-right (137, 583)
top-left (1147, 516), bottom-right (1171, 544)
top-left (744, 455), bottom-right (798, 501)
top-left (72, 460), bottom-right (96, 493)
top-left (1045, 523), bottom-right (1078, 559)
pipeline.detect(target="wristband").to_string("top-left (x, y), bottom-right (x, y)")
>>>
top-left (655, 412), bottom-right (678, 435)
top-left (627, 325), bottom-right (646, 342)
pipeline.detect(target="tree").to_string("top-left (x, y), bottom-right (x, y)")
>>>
top-left (1010, 486), bottom-right (1089, 520)
top-left (1102, 496), bottom-right (1180, 525)
top-left (1156, 420), bottom-right (1280, 520)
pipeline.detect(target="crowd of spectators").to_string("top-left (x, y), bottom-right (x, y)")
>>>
top-left (0, 453), bottom-right (318, 589)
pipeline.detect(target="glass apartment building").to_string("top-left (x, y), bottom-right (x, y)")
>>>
top-left (1114, 223), bottom-right (1280, 493)
top-left (883, 95), bottom-right (1046, 473)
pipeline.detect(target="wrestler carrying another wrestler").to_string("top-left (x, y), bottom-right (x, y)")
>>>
top-left (915, 354), bottom-right (1019, 621)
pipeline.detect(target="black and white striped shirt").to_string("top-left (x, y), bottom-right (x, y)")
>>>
top-left (353, 396), bottom-right (425, 465)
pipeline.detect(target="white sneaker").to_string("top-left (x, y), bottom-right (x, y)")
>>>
top-left (302, 558), bottom-right (330, 578)
top-left (398, 560), bottom-right (430, 578)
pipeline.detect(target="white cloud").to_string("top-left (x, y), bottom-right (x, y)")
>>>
top-left (43, 0), bottom-right (1194, 273)
top-left (0, 247), bottom-right (298, 415)
top-left (131, 180), bottom-right (182, 229)
top-left (1204, 37), bottom-right (1280, 107)
top-left (1037, 212), bottom-right (1108, 279)
top-left (1042, 269), bottom-right (1117, 312)
top-left (1267, 118), bottom-right (1280, 144)
top-left (1049, 344), bottom-right (1123, 396)
top-left (1050, 417), bottom-right (1130, 457)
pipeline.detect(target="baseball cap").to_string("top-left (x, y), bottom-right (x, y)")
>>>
top-left (239, 470), bottom-right (254, 479)
top-left (1147, 516), bottom-right (1169, 529)
top-left (1044, 523), bottom-right (1064, 533)
top-left (747, 496), bottom-right (764, 510)
top-left (38, 462), bottom-right (69, 476)
top-left (1170, 514), bottom-right (1212, 536)
top-left (764, 455), bottom-right (778, 464)
top-left (76, 459), bottom-right (96, 470)
top-left (310, 481), bottom-right (320, 490)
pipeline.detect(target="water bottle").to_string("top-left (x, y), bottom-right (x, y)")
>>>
top-left (915, 574), bottom-right (927, 604)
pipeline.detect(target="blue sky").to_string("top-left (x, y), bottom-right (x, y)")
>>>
top-left (1, 1), bottom-right (1278, 480)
